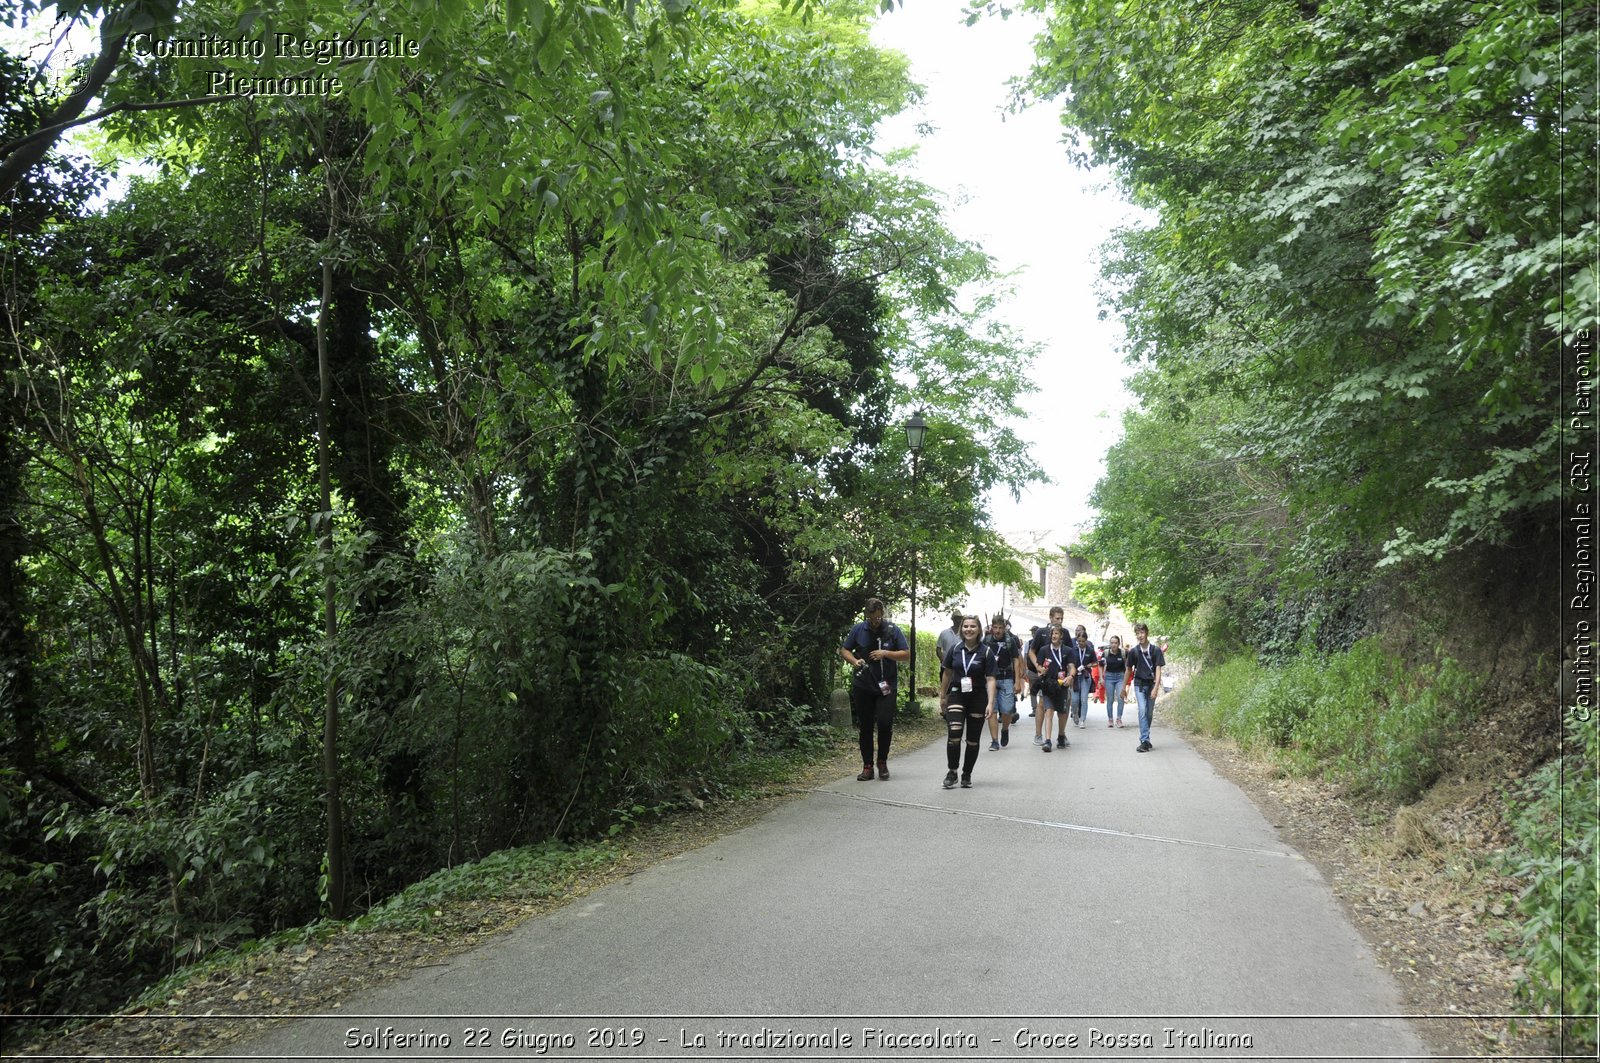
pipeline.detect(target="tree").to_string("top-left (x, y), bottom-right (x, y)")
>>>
top-left (1010, 0), bottom-right (1591, 644)
top-left (0, 0), bottom-right (1047, 1019)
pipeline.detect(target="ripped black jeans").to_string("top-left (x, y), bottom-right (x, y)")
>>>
top-left (944, 691), bottom-right (988, 776)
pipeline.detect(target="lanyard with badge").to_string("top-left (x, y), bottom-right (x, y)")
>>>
top-left (871, 631), bottom-right (892, 695)
top-left (958, 648), bottom-right (979, 693)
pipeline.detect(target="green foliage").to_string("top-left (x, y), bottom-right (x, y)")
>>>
top-left (1170, 639), bottom-right (1483, 801)
top-left (912, 627), bottom-right (942, 701)
top-left (0, 0), bottom-right (1042, 1021)
top-left (70, 770), bottom-right (323, 961)
top-left (1505, 708), bottom-right (1599, 1053)
top-left (1070, 572), bottom-right (1109, 611)
top-left (1025, 0), bottom-right (1584, 646)
top-left (1286, 643), bottom-right (1481, 800)
top-left (351, 841), bottom-right (616, 933)
top-left (1185, 597), bottom-right (1245, 666)
top-left (1169, 655), bottom-right (1266, 740)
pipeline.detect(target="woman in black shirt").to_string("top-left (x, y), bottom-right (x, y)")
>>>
top-left (940, 615), bottom-right (996, 788)
top-left (1037, 624), bottom-right (1071, 751)
top-left (1101, 635), bottom-right (1128, 728)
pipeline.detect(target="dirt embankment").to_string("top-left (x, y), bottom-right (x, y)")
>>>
top-left (1178, 695), bottom-right (1566, 1060)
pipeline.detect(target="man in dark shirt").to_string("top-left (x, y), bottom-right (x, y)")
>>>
top-left (839, 598), bottom-right (911, 780)
top-left (1128, 621), bottom-right (1166, 752)
top-left (983, 615), bottom-right (1024, 749)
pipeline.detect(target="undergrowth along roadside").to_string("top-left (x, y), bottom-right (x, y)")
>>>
top-left (114, 711), bottom-right (941, 1022)
top-left (1172, 637), bottom-right (1481, 801)
top-left (1168, 643), bottom-right (1597, 1055)
top-left (1505, 706), bottom-right (1598, 1054)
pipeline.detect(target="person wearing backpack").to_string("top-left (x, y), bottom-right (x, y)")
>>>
top-left (838, 598), bottom-right (910, 780)
top-left (1027, 605), bottom-right (1065, 744)
top-left (983, 614), bottom-right (1024, 750)
top-left (1035, 623), bottom-right (1072, 751)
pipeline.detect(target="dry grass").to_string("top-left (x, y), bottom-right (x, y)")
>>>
top-left (1177, 690), bottom-right (1565, 1059)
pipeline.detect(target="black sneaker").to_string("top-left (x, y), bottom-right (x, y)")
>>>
top-left (943, 770), bottom-right (958, 788)
top-left (960, 774), bottom-right (972, 788)
top-left (1042, 740), bottom-right (1051, 753)
top-left (1056, 735), bottom-right (1066, 749)
top-left (1137, 741), bottom-right (1151, 752)
top-left (1000, 728), bottom-right (1009, 747)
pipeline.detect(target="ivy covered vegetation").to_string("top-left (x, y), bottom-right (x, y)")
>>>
top-left (1005, 0), bottom-right (1595, 1048)
top-left (1, 0), bottom-right (1043, 1018)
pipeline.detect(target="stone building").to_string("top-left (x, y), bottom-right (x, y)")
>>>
top-left (963, 529), bottom-right (1101, 615)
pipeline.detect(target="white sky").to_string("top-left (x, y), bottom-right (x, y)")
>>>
top-left (870, 4), bottom-right (1150, 548)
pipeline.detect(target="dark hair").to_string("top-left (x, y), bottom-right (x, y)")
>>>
top-left (864, 598), bottom-right (885, 615)
top-left (1134, 622), bottom-right (1149, 635)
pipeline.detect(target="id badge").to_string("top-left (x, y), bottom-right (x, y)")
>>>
top-left (960, 677), bottom-right (973, 693)
top-left (878, 680), bottom-right (890, 695)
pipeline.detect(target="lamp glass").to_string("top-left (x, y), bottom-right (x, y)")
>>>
top-left (904, 413), bottom-right (928, 453)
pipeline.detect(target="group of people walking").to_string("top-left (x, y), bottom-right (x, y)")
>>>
top-left (838, 601), bottom-right (1166, 789)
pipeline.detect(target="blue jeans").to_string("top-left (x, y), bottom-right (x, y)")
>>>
top-left (994, 678), bottom-right (1017, 720)
top-left (1104, 673), bottom-right (1127, 720)
top-left (1070, 677), bottom-right (1092, 720)
top-left (1135, 683), bottom-right (1156, 743)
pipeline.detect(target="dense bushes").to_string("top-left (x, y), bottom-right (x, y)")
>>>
top-left (1, 0), bottom-right (1048, 1023)
top-left (1506, 708), bottom-right (1599, 1053)
top-left (1170, 638), bottom-right (1482, 802)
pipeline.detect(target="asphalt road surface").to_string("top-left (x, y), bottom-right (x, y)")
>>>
top-left (235, 710), bottom-right (1432, 1062)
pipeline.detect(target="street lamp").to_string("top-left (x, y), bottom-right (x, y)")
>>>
top-left (904, 412), bottom-right (927, 710)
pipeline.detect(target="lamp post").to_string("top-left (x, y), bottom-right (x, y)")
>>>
top-left (904, 412), bottom-right (928, 711)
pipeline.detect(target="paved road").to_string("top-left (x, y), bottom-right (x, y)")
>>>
top-left (236, 714), bottom-right (1431, 1061)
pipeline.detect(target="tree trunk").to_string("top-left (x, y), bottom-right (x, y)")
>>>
top-left (0, 397), bottom-right (39, 773)
top-left (316, 248), bottom-right (347, 919)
